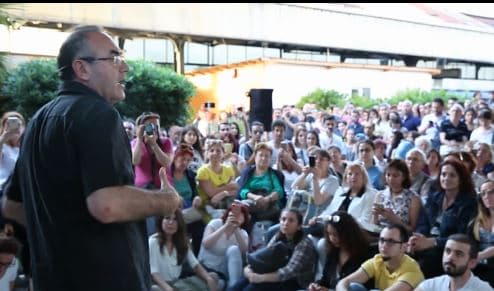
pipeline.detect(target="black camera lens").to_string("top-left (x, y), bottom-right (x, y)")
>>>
top-left (144, 123), bottom-right (155, 136)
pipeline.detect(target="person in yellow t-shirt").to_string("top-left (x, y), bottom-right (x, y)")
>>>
top-left (336, 224), bottom-right (424, 291)
top-left (197, 139), bottom-right (238, 223)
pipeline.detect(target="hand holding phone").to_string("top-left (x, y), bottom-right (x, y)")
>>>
top-left (309, 156), bottom-right (316, 168)
top-left (6, 117), bottom-right (21, 133)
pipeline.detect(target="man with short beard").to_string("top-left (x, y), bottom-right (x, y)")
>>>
top-left (336, 224), bottom-right (424, 291)
top-left (415, 234), bottom-right (492, 290)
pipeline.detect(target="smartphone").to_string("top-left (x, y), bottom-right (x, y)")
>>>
top-left (223, 142), bottom-right (233, 154)
top-left (6, 117), bottom-right (21, 131)
top-left (309, 156), bottom-right (316, 167)
top-left (144, 123), bottom-right (155, 136)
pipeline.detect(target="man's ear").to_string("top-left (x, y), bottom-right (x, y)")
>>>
top-left (72, 60), bottom-right (91, 81)
top-left (469, 257), bottom-right (478, 270)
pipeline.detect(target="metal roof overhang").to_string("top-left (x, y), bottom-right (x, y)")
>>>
top-left (5, 3), bottom-right (494, 66)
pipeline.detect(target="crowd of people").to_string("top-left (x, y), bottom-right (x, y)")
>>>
top-left (106, 90), bottom-right (494, 290)
top-left (1, 24), bottom-right (494, 291)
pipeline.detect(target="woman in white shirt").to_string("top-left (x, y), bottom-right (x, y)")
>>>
top-left (0, 112), bottom-right (25, 191)
top-left (198, 202), bottom-right (250, 288)
top-left (149, 211), bottom-right (219, 291)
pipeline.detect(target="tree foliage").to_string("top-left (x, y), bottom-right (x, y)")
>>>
top-left (296, 88), bottom-right (345, 110)
top-left (1, 59), bottom-right (59, 118)
top-left (0, 59), bottom-right (196, 126)
top-left (116, 60), bottom-right (196, 128)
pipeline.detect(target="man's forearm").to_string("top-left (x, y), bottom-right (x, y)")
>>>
top-left (86, 185), bottom-right (179, 224)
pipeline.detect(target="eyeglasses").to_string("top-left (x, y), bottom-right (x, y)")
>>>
top-left (480, 189), bottom-right (494, 197)
top-left (253, 130), bottom-right (263, 135)
top-left (378, 237), bottom-right (403, 245)
top-left (79, 55), bottom-right (126, 66)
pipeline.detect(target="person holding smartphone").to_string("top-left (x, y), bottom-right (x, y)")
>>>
top-left (0, 111), bottom-right (29, 279)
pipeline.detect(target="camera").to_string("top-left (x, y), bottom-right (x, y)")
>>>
top-left (309, 156), bottom-right (316, 167)
top-left (6, 117), bottom-right (21, 131)
top-left (144, 123), bottom-right (156, 136)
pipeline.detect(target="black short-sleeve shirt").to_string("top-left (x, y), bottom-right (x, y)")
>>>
top-left (5, 81), bottom-right (149, 291)
top-left (440, 119), bottom-right (469, 142)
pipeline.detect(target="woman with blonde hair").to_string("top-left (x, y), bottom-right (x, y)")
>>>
top-left (197, 139), bottom-right (239, 223)
top-left (468, 179), bottom-right (494, 287)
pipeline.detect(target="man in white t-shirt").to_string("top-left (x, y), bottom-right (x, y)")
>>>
top-left (0, 236), bottom-right (20, 291)
top-left (415, 234), bottom-right (493, 291)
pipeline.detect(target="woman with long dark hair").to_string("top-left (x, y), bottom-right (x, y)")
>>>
top-left (372, 159), bottom-right (422, 234)
top-left (229, 208), bottom-right (317, 291)
top-left (409, 160), bottom-right (477, 278)
top-left (149, 210), bottom-right (219, 291)
top-left (308, 211), bottom-right (370, 291)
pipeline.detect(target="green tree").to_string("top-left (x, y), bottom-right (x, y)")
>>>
top-left (1, 59), bottom-right (59, 118)
top-left (296, 88), bottom-right (345, 110)
top-left (349, 95), bottom-right (383, 109)
top-left (116, 60), bottom-right (196, 128)
top-left (1, 59), bottom-right (195, 124)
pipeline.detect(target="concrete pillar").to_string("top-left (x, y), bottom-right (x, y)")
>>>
top-left (170, 37), bottom-right (185, 75)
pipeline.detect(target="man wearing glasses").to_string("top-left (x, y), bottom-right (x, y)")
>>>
top-left (239, 121), bottom-right (264, 162)
top-left (336, 224), bottom-right (424, 291)
top-left (1, 25), bottom-right (180, 291)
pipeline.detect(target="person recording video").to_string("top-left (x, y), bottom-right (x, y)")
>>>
top-left (132, 111), bottom-right (174, 190)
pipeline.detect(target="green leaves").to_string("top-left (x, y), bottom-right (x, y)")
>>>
top-left (296, 88), bottom-right (346, 110)
top-left (1, 59), bottom-right (59, 119)
top-left (117, 60), bottom-right (196, 128)
top-left (0, 59), bottom-right (195, 126)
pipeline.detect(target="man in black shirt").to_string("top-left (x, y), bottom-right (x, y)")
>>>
top-left (1, 25), bottom-right (180, 291)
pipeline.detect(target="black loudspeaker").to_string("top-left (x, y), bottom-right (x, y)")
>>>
top-left (249, 89), bottom-right (273, 132)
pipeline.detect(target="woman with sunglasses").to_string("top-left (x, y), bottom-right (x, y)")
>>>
top-left (229, 208), bottom-right (317, 291)
top-left (199, 202), bottom-right (250, 289)
top-left (468, 179), bottom-right (494, 287)
top-left (308, 211), bottom-right (371, 291)
top-left (149, 211), bottom-right (220, 291)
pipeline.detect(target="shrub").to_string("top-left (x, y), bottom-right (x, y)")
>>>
top-left (296, 88), bottom-right (345, 110)
top-left (0, 59), bottom-right (196, 127)
top-left (116, 60), bottom-right (196, 128)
